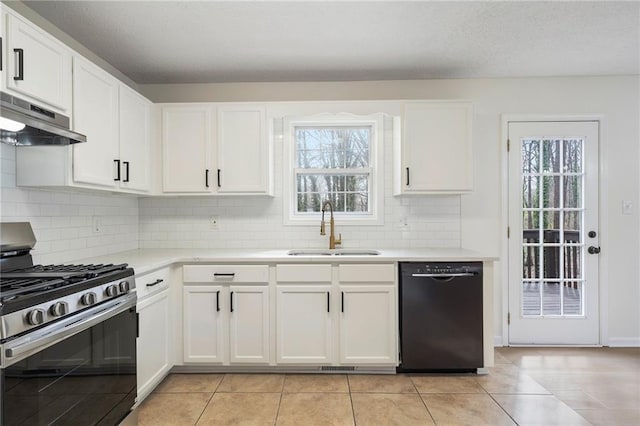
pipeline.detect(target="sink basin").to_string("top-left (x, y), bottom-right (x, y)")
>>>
top-left (287, 249), bottom-right (380, 256)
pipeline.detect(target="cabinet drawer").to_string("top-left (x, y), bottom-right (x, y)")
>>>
top-left (339, 264), bottom-right (395, 283)
top-left (276, 264), bottom-right (332, 283)
top-left (136, 267), bottom-right (170, 299)
top-left (183, 265), bottom-right (269, 283)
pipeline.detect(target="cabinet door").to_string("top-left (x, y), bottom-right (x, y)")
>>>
top-left (276, 286), bottom-right (332, 364)
top-left (183, 285), bottom-right (225, 363)
top-left (1, 6), bottom-right (6, 90)
top-left (400, 102), bottom-right (472, 193)
top-left (137, 288), bottom-right (170, 402)
top-left (217, 105), bottom-right (269, 194)
top-left (162, 106), bottom-right (212, 193)
top-left (119, 85), bottom-right (151, 192)
top-left (229, 286), bottom-right (270, 363)
top-left (5, 13), bottom-right (72, 113)
top-left (72, 56), bottom-right (119, 187)
top-left (339, 285), bottom-right (397, 365)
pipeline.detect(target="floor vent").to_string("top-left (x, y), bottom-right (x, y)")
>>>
top-left (320, 366), bottom-right (356, 372)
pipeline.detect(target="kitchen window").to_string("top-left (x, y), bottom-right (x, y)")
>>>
top-left (283, 113), bottom-right (384, 225)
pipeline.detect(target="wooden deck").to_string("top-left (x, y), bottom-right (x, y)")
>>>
top-left (522, 282), bottom-right (582, 316)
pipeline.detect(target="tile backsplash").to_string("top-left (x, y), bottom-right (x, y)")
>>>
top-left (138, 195), bottom-right (461, 249)
top-left (0, 144), bottom-right (138, 264)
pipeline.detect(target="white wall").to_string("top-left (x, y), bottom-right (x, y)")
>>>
top-left (0, 144), bottom-right (139, 264)
top-left (142, 76), bottom-right (640, 346)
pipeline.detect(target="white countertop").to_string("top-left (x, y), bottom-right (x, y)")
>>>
top-left (75, 248), bottom-right (497, 276)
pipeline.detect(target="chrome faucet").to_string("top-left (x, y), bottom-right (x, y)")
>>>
top-left (320, 200), bottom-right (342, 249)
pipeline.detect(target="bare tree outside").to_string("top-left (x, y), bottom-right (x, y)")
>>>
top-left (521, 137), bottom-right (584, 315)
top-left (295, 126), bottom-right (371, 214)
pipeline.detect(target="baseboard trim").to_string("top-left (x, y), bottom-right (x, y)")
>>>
top-left (607, 337), bottom-right (640, 347)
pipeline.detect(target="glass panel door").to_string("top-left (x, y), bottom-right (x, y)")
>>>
top-left (508, 121), bottom-right (599, 345)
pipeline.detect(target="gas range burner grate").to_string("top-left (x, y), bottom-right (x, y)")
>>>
top-left (0, 263), bottom-right (128, 303)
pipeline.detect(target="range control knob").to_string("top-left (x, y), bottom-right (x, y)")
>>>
top-left (105, 285), bottom-right (119, 297)
top-left (49, 301), bottom-right (68, 317)
top-left (81, 292), bottom-right (97, 306)
top-left (26, 308), bottom-right (45, 325)
top-left (118, 280), bottom-right (131, 293)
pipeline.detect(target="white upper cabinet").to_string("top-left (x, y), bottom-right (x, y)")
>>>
top-left (161, 103), bottom-right (272, 195)
top-left (72, 56), bottom-right (119, 188)
top-left (1, 5), bottom-right (6, 87)
top-left (395, 101), bottom-right (473, 194)
top-left (162, 105), bottom-right (213, 193)
top-left (72, 56), bottom-right (151, 192)
top-left (119, 84), bottom-right (151, 192)
top-left (217, 105), bottom-right (270, 194)
top-left (3, 11), bottom-right (72, 114)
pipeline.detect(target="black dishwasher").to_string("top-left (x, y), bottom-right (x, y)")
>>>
top-left (398, 262), bottom-right (483, 372)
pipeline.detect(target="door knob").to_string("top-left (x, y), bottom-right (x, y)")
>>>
top-left (588, 246), bottom-right (601, 254)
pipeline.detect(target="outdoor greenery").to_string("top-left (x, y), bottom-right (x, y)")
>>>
top-left (295, 126), bottom-right (371, 213)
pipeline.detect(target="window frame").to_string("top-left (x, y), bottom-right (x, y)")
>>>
top-left (283, 113), bottom-right (385, 226)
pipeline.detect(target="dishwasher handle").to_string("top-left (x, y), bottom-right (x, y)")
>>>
top-left (411, 273), bottom-right (477, 278)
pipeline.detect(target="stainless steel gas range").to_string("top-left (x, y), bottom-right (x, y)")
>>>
top-left (0, 223), bottom-right (137, 425)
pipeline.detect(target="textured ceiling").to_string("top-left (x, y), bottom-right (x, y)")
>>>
top-left (20, 0), bottom-right (640, 84)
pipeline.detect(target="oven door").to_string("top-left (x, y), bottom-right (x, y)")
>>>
top-left (1, 294), bottom-right (137, 426)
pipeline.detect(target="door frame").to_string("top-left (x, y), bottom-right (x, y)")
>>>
top-left (500, 114), bottom-right (607, 346)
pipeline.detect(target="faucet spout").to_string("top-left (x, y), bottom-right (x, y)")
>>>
top-left (320, 200), bottom-right (342, 249)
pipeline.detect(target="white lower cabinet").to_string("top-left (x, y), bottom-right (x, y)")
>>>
top-left (229, 286), bottom-right (270, 363)
top-left (339, 285), bottom-right (396, 364)
top-left (182, 265), bottom-right (270, 364)
top-left (183, 285), bottom-right (225, 363)
top-left (338, 264), bottom-right (397, 366)
top-left (276, 286), bottom-right (333, 364)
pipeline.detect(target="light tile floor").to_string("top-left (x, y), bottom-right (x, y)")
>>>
top-left (137, 347), bottom-right (640, 425)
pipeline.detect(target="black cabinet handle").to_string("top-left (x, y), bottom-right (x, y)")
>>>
top-left (341, 291), bottom-right (344, 313)
top-left (230, 291), bottom-right (234, 313)
top-left (13, 48), bottom-right (23, 81)
top-left (326, 292), bottom-right (330, 313)
top-left (216, 290), bottom-right (220, 312)
top-left (205, 169), bottom-right (209, 188)
top-left (114, 159), bottom-right (121, 181)
top-left (146, 278), bottom-right (163, 287)
top-left (214, 273), bottom-right (235, 277)
top-left (217, 169), bottom-right (221, 188)
top-left (123, 161), bottom-right (130, 182)
top-left (406, 167), bottom-right (410, 186)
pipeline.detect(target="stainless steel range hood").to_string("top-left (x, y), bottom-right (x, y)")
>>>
top-left (0, 91), bottom-right (86, 146)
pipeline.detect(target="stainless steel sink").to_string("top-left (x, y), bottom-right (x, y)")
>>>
top-left (286, 249), bottom-right (380, 256)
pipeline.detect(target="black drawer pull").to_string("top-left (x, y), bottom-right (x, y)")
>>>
top-left (146, 279), bottom-right (163, 287)
top-left (230, 291), bottom-right (234, 313)
top-left (216, 290), bottom-right (220, 312)
top-left (327, 291), bottom-right (330, 313)
top-left (406, 167), bottom-right (410, 186)
top-left (341, 291), bottom-right (344, 313)
top-left (214, 273), bottom-right (235, 277)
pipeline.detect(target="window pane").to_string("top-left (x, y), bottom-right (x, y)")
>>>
top-left (296, 174), bottom-right (369, 213)
top-left (563, 211), bottom-right (581, 243)
top-left (542, 281), bottom-right (561, 315)
top-left (522, 176), bottom-right (539, 208)
top-left (542, 139), bottom-right (560, 173)
top-left (522, 281), bottom-right (541, 316)
top-left (563, 139), bottom-right (582, 173)
top-left (295, 126), bottom-right (370, 169)
top-left (522, 139), bottom-right (540, 174)
top-left (563, 282), bottom-right (583, 315)
top-left (563, 175), bottom-right (582, 208)
top-left (542, 176), bottom-right (560, 208)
